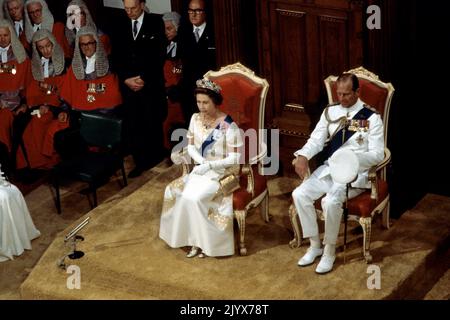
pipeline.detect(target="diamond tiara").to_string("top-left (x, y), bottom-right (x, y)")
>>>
top-left (196, 78), bottom-right (222, 94)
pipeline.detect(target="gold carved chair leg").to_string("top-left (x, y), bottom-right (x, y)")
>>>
top-left (234, 209), bottom-right (247, 255)
top-left (260, 192), bottom-right (270, 223)
top-left (359, 217), bottom-right (373, 263)
top-left (288, 204), bottom-right (303, 248)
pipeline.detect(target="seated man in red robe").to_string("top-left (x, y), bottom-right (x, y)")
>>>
top-left (61, 26), bottom-right (122, 114)
top-left (0, 19), bottom-right (30, 155)
top-left (65, 0), bottom-right (111, 57)
top-left (15, 29), bottom-right (69, 170)
top-left (23, 0), bottom-right (71, 58)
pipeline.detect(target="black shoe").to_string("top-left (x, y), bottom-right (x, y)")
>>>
top-left (128, 167), bottom-right (144, 178)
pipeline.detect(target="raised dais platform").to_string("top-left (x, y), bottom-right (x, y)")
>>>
top-left (20, 166), bottom-right (450, 299)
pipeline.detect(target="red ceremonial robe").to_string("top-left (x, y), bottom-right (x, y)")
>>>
top-left (60, 67), bottom-right (122, 111)
top-left (0, 57), bottom-right (30, 151)
top-left (16, 74), bottom-right (68, 169)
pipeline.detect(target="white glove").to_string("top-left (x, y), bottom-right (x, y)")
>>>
top-left (209, 152), bottom-right (241, 170)
top-left (192, 163), bottom-right (210, 175)
top-left (187, 144), bottom-right (205, 165)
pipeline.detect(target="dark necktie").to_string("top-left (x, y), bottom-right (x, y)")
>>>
top-left (133, 20), bottom-right (138, 38)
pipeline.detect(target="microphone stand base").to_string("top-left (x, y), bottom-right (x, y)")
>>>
top-left (68, 251), bottom-right (85, 259)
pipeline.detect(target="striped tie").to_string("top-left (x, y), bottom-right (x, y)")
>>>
top-left (194, 27), bottom-right (200, 42)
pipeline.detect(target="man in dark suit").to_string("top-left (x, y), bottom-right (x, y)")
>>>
top-left (179, 0), bottom-right (216, 123)
top-left (111, 0), bottom-right (167, 178)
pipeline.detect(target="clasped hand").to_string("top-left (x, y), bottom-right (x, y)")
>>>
top-left (124, 76), bottom-right (145, 92)
top-left (192, 163), bottom-right (210, 175)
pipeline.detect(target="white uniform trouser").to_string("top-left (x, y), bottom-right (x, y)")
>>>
top-left (292, 165), bottom-right (364, 245)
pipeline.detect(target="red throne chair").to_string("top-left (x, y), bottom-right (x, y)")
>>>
top-left (173, 62), bottom-right (270, 255)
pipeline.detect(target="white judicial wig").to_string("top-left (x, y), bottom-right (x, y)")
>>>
top-left (328, 149), bottom-right (359, 184)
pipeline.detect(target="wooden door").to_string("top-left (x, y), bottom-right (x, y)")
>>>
top-left (258, 0), bottom-right (363, 175)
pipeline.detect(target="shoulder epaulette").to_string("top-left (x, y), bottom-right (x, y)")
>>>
top-left (363, 104), bottom-right (379, 114)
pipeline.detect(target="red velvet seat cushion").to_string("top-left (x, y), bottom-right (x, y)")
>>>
top-left (314, 179), bottom-right (388, 218)
top-left (347, 179), bottom-right (389, 217)
top-left (233, 166), bottom-right (267, 210)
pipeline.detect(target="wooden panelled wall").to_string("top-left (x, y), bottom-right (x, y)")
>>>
top-left (171, 0), bottom-right (259, 71)
top-left (171, 0), bottom-right (402, 123)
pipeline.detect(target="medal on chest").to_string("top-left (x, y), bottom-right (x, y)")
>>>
top-left (86, 83), bottom-right (106, 103)
top-left (0, 63), bottom-right (16, 75)
top-left (39, 81), bottom-right (57, 95)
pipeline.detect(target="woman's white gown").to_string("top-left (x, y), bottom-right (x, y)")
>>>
top-left (0, 182), bottom-right (41, 262)
top-left (159, 113), bottom-right (243, 257)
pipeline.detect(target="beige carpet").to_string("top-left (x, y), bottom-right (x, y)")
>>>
top-left (18, 165), bottom-right (450, 299)
top-left (0, 156), bottom-right (166, 299)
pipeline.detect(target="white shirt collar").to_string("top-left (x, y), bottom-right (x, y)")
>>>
top-left (0, 45), bottom-right (10, 63)
top-left (193, 22), bottom-right (206, 39)
top-left (340, 98), bottom-right (364, 116)
top-left (85, 53), bottom-right (96, 74)
top-left (132, 12), bottom-right (145, 39)
top-left (41, 57), bottom-right (49, 78)
top-left (33, 23), bottom-right (41, 32)
top-left (14, 20), bottom-right (23, 35)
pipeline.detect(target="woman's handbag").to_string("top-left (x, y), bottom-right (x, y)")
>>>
top-left (218, 173), bottom-right (241, 196)
top-left (216, 165), bottom-right (241, 197)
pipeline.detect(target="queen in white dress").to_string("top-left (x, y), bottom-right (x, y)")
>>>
top-left (159, 79), bottom-right (243, 258)
top-left (0, 165), bottom-right (41, 262)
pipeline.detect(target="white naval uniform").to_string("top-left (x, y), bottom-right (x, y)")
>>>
top-left (292, 98), bottom-right (385, 245)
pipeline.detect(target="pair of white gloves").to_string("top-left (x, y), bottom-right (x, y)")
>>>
top-left (187, 145), bottom-right (240, 175)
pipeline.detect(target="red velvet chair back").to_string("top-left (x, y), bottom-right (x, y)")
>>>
top-left (205, 63), bottom-right (269, 164)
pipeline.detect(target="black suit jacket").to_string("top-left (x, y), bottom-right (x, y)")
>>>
top-left (179, 22), bottom-right (216, 89)
top-left (111, 12), bottom-right (166, 97)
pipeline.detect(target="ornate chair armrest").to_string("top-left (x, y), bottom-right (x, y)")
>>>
top-left (376, 148), bottom-right (391, 172)
top-left (241, 164), bottom-right (255, 198)
top-left (369, 148), bottom-right (391, 200)
top-left (170, 147), bottom-right (192, 176)
top-left (249, 142), bottom-right (267, 165)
